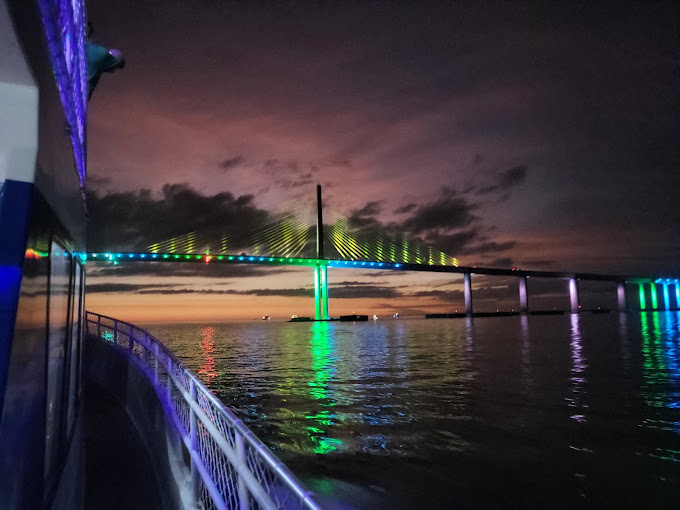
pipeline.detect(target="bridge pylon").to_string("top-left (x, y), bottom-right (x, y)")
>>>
top-left (315, 185), bottom-right (330, 320)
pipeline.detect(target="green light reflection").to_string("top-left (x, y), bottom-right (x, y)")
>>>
top-left (306, 321), bottom-right (342, 454)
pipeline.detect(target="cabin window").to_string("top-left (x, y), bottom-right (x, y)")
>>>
top-left (65, 261), bottom-right (82, 434)
top-left (44, 242), bottom-right (72, 485)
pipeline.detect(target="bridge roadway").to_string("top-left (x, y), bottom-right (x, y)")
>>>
top-left (86, 251), bottom-right (657, 282)
top-left (86, 252), bottom-right (679, 317)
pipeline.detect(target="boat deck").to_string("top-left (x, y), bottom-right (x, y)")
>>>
top-left (83, 381), bottom-right (163, 510)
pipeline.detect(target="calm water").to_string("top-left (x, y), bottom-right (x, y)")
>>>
top-left (145, 313), bottom-right (680, 509)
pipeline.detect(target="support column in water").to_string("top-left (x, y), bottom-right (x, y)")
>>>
top-left (464, 273), bottom-right (473, 317)
top-left (617, 282), bottom-right (626, 312)
top-left (662, 283), bottom-right (670, 311)
top-left (569, 278), bottom-right (580, 313)
top-left (639, 283), bottom-right (646, 310)
top-left (650, 282), bottom-right (658, 310)
top-left (313, 264), bottom-right (329, 321)
top-left (675, 281), bottom-right (680, 310)
top-left (314, 265), bottom-right (321, 320)
top-left (320, 264), bottom-right (329, 320)
top-left (518, 276), bottom-right (529, 314)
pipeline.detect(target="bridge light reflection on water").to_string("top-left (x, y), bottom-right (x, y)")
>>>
top-left (639, 311), bottom-right (680, 442)
top-left (306, 322), bottom-right (342, 454)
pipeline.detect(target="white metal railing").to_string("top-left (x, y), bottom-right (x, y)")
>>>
top-left (86, 311), bottom-right (323, 510)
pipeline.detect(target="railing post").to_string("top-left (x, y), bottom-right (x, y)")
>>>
top-left (235, 434), bottom-right (250, 510)
top-left (113, 319), bottom-right (118, 344)
top-left (153, 341), bottom-right (159, 384)
top-left (189, 379), bottom-right (201, 504)
top-left (128, 323), bottom-right (134, 353)
top-left (97, 313), bottom-right (101, 338)
top-left (166, 357), bottom-right (173, 405)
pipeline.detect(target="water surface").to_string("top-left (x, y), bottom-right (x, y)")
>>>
top-left (145, 313), bottom-right (680, 509)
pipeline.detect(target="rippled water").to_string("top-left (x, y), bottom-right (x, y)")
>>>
top-left (145, 313), bottom-right (680, 509)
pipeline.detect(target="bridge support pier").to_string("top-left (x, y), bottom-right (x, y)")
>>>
top-left (569, 278), bottom-right (580, 313)
top-left (638, 283), bottom-right (646, 310)
top-left (464, 273), bottom-right (473, 317)
top-left (650, 282), bottom-right (658, 310)
top-left (518, 276), bottom-right (529, 314)
top-left (617, 282), bottom-right (626, 312)
top-left (662, 283), bottom-right (670, 311)
top-left (314, 265), bottom-right (329, 320)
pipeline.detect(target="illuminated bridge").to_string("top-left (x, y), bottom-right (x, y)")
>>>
top-left (87, 186), bottom-right (679, 318)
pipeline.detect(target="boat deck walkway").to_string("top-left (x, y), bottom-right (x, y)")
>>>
top-left (83, 381), bottom-right (163, 510)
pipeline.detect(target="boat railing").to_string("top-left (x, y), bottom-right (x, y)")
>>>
top-left (85, 311), bottom-right (322, 510)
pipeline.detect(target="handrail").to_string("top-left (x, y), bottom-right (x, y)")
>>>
top-left (86, 311), bottom-right (323, 510)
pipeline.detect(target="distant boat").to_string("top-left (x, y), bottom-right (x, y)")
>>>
top-left (339, 314), bottom-right (368, 322)
top-left (393, 313), bottom-right (399, 318)
top-left (262, 315), bottom-right (270, 320)
top-left (289, 315), bottom-right (312, 322)
top-left (372, 314), bottom-right (378, 320)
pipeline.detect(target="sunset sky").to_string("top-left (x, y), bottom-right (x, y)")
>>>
top-left (84, 1), bottom-right (679, 321)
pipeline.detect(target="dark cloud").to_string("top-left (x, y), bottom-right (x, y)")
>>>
top-left (348, 200), bottom-right (383, 229)
top-left (521, 259), bottom-right (557, 269)
top-left (465, 241), bottom-right (516, 255)
top-left (394, 203), bottom-right (417, 214)
top-left (87, 174), bottom-right (112, 189)
top-left (137, 287), bottom-right (314, 297)
top-left (329, 285), bottom-right (403, 299)
top-left (352, 201), bottom-right (382, 217)
top-left (498, 165), bottom-right (527, 189)
top-left (488, 257), bottom-right (513, 267)
top-left (425, 230), bottom-right (479, 254)
top-left (475, 165), bottom-right (528, 196)
top-left (400, 190), bottom-right (477, 234)
top-left (329, 280), bottom-right (388, 287)
top-left (261, 160), bottom-right (318, 190)
top-left (86, 282), bottom-right (176, 293)
top-left (87, 183), bottom-right (273, 253)
top-left (218, 155), bottom-right (245, 171)
top-left (410, 289), bottom-right (463, 302)
top-left (87, 261), bottom-right (282, 278)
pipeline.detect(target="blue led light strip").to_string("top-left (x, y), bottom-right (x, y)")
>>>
top-left (38, 0), bottom-right (88, 186)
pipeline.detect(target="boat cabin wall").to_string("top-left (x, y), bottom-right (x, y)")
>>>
top-left (1, 1), bottom-right (88, 508)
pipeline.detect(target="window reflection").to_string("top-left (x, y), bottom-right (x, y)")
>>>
top-left (44, 242), bottom-right (71, 484)
top-left (66, 262), bottom-right (82, 433)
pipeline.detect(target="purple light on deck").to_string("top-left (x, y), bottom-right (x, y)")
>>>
top-left (38, 0), bottom-right (88, 187)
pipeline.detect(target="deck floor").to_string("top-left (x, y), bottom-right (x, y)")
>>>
top-left (83, 381), bottom-right (163, 510)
